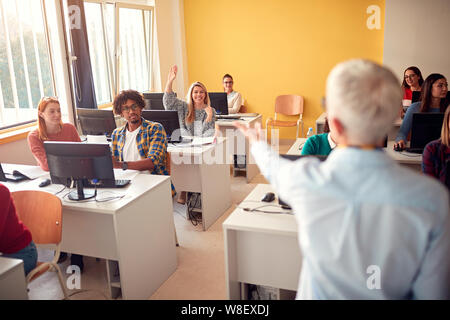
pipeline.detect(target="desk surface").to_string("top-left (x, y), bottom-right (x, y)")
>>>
top-left (286, 138), bottom-right (307, 156)
top-left (223, 184), bottom-right (296, 236)
top-left (384, 141), bottom-right (422, 165)
top-left (216, 114), bottom-right (262, 127)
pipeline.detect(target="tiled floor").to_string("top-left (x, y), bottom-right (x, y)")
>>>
top-left (27, 140), bottom-right (294, 300)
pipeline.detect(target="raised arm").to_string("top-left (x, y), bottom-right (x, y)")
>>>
top-left (164, 65), bottom-right (177, 93)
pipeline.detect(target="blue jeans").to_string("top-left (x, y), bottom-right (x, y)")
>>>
top-left (3, 241), bottom-right (38, 276)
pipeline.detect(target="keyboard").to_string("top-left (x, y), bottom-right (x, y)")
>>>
top-left (405, 148), bottom-right (423, 154)
top-left (216, 115), bottom-right (241, 120)
top-left (84, 179), bottom-right (131, 188)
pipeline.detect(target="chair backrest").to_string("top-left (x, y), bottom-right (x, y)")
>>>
top-left (275, 95), bottom-right (304, 116)
top-left (11, 190), bottom-right (62, 245)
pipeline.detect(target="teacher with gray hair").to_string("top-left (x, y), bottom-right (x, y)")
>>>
top-left (235, 59), bottom-right (450, 299)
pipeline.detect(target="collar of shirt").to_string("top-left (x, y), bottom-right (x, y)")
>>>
top-left (327, 133), bottom-right (337, 149)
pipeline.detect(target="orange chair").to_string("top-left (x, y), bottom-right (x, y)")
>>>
top-left (265, 95), bottom-right (304, 139)
top-left (11, 190), bottom-right (69, 299)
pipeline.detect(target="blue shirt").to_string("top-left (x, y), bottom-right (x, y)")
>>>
top-left (251, 141), bottom-right (450, 299)
top-left (396, 101), bottom-right (441, 142)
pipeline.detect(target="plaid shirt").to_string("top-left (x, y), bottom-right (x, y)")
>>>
top-left (111, 118), bottom-right (175, 195)
top-left (422, 138), bottom-right (450, 184)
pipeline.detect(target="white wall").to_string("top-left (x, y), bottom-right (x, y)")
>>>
top-left (383, 0), bottom-right (450, 81)
top-left (154, 0), bottom-right (188, 96)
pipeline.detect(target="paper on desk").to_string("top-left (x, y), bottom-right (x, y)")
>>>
top-left (113, 168), bottom-right (140, 181)
top-left (191, 136), bottom-right (215, 146)
top-left (3, 164), bottom-right (47, 179)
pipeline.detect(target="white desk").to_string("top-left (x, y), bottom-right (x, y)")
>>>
top-left (216, 114), bottom-right (262, 183)
top-left (0, 257), bottom-right (28, 299)
top-left (168, 137), bottom-right (232, 231)
top-left (3, 167), bottom-right (177, 299)
top-left (384, 141), bottom-right (422, 171)
top-left (286, 138), bottom-right (307, 156)
top-left (223, 184), bottom-right (301, 299)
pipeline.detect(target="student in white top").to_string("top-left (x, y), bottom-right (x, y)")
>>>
top-left (235, 59), bottom-right (450, 299)
top-left (223, 74), bottom-right (243, 114)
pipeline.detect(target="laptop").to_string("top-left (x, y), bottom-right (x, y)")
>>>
top-left (406, 113), bottom-right (444, 154)
top-left (0, 163), bottom-right (29, 182)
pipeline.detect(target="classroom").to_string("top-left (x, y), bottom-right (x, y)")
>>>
top-left (0, 0), bottom-right (449, 302)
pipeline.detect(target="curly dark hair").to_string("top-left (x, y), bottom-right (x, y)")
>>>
top-left (113, 90), bottom-right (145, 115)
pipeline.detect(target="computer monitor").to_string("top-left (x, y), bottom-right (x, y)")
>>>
top-left (208, 92), bottom-right (228, 115)
top-left (446, 160), bottom-right (450, 190)
top-left (409, 113), bottom-right (444, 152)
top-left (143, 92), bottom-right (165, 110)
top-left (412, 91), bottom-right (421, 103)
top-left (77, 108), bottom-right (116, 138)
top-left (141, 110), bottom-right (182, 142)
top-left (44, 141), bottom-right (117, 201)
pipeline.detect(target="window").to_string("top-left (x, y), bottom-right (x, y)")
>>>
top-left (83, 1), bottom-right (154, 105)
top-left (0, 0), bottom-right (54, 129)
top-left (116, 4), bottom-right (154, 94)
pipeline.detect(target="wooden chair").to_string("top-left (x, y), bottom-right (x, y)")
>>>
top-left (265, 94), bottom-right (304, 139)
top-left (11, 190), bottom-right (69, 299)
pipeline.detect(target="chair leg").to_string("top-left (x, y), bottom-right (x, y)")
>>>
top-left (174, 228), bottom-right (179, 247)
top-left (53, 263), bottom-right (69, 299)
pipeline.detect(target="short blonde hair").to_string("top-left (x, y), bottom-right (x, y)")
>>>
top-left (441, 106), bottom-right (450, 147)
top-left (185, 82), bottom-right (210, 124)
top-left (326, 59), bottom-right (402, 145)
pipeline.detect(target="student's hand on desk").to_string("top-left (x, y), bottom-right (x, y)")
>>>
top-left (233, 121), bottom-right (264, 144)
top-left (393, 140), bottom-right (405, 150)
top-left (112, 157), bottom-right (121, 169)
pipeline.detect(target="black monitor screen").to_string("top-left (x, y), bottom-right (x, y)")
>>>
top-left (141, 110), bottom-right (181, 140)
top-left (77, 108), bottom-right (116, 137)
top-left (143, 92), bottom-right (177, 110)
top-left (208, 92), bottom-right (228, 115)
top-left (446, 160), bottom-right (450, 190)
top-left (412, 91), bottom-right (421, 103)
top-left (410, 113), bottom-right (444, 150)
top-left (44, 141), bottom-right (115, 200)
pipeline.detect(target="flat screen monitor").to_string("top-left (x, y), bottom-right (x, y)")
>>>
top-left (141, 110), bottom-right (182, 142)
top-left (77, 108), bottom-right (116, 138)
top-left (44, 141), bottom-right (118, 201)
top-left (446, 160), bottom-right (450, 190)
top-left (411, 91), bottom-right (421, 103)
top-left (143, 92), bottom-right (177, 110)
top-left (409, 113), bottom-right (444, 152)
top-left (208, 92), bottom-right (228, 115)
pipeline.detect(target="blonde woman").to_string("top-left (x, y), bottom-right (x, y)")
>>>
top-left (27, 97), bottom-right (81, 171)
top-left (422, 105), bottom-right (450, 185)
top-left (163, 65), bottom-right (216, 137)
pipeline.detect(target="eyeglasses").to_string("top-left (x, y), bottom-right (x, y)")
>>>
top-left (224, 81), bottom-right (233, 84)
top-left (122, 104), bottom-right (140, 113)
top-left (404, 74), bottom-right (417, 80)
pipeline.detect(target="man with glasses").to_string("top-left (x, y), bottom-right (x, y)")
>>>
top-left (111, 89), bottom-right (174, 195)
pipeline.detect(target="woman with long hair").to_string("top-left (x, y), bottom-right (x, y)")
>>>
top-left (27, 96), bottom-right (84, 271)
top-left (163, 65), bottom-right (215, 137)
top-left (422, 106), bottom-right (450, 186)
top-left (401, 66), bottom-right (423, 110)
top-left (163, 66), bottom-right (216, 203)
top-left (27, 97), bottom-right (81, 171)
top-left (394, 74), bottom-right (448, 150)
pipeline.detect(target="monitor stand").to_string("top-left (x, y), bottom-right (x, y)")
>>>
top-left (68, 179), bottom-right (96, 201)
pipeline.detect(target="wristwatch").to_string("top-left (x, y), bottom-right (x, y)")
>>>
top-left (122, 161), bottom-right (128, 170)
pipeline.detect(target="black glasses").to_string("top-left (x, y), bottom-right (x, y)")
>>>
top-left (404, 74), bottom-right (417, 80)
top-left (224, 81), bottom-right (233, 84)
top-left (122, 104), bottom-right (140, 113)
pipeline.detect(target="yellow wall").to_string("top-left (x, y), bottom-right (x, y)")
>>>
top-left (183, 0), bottom-right (385, 139)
